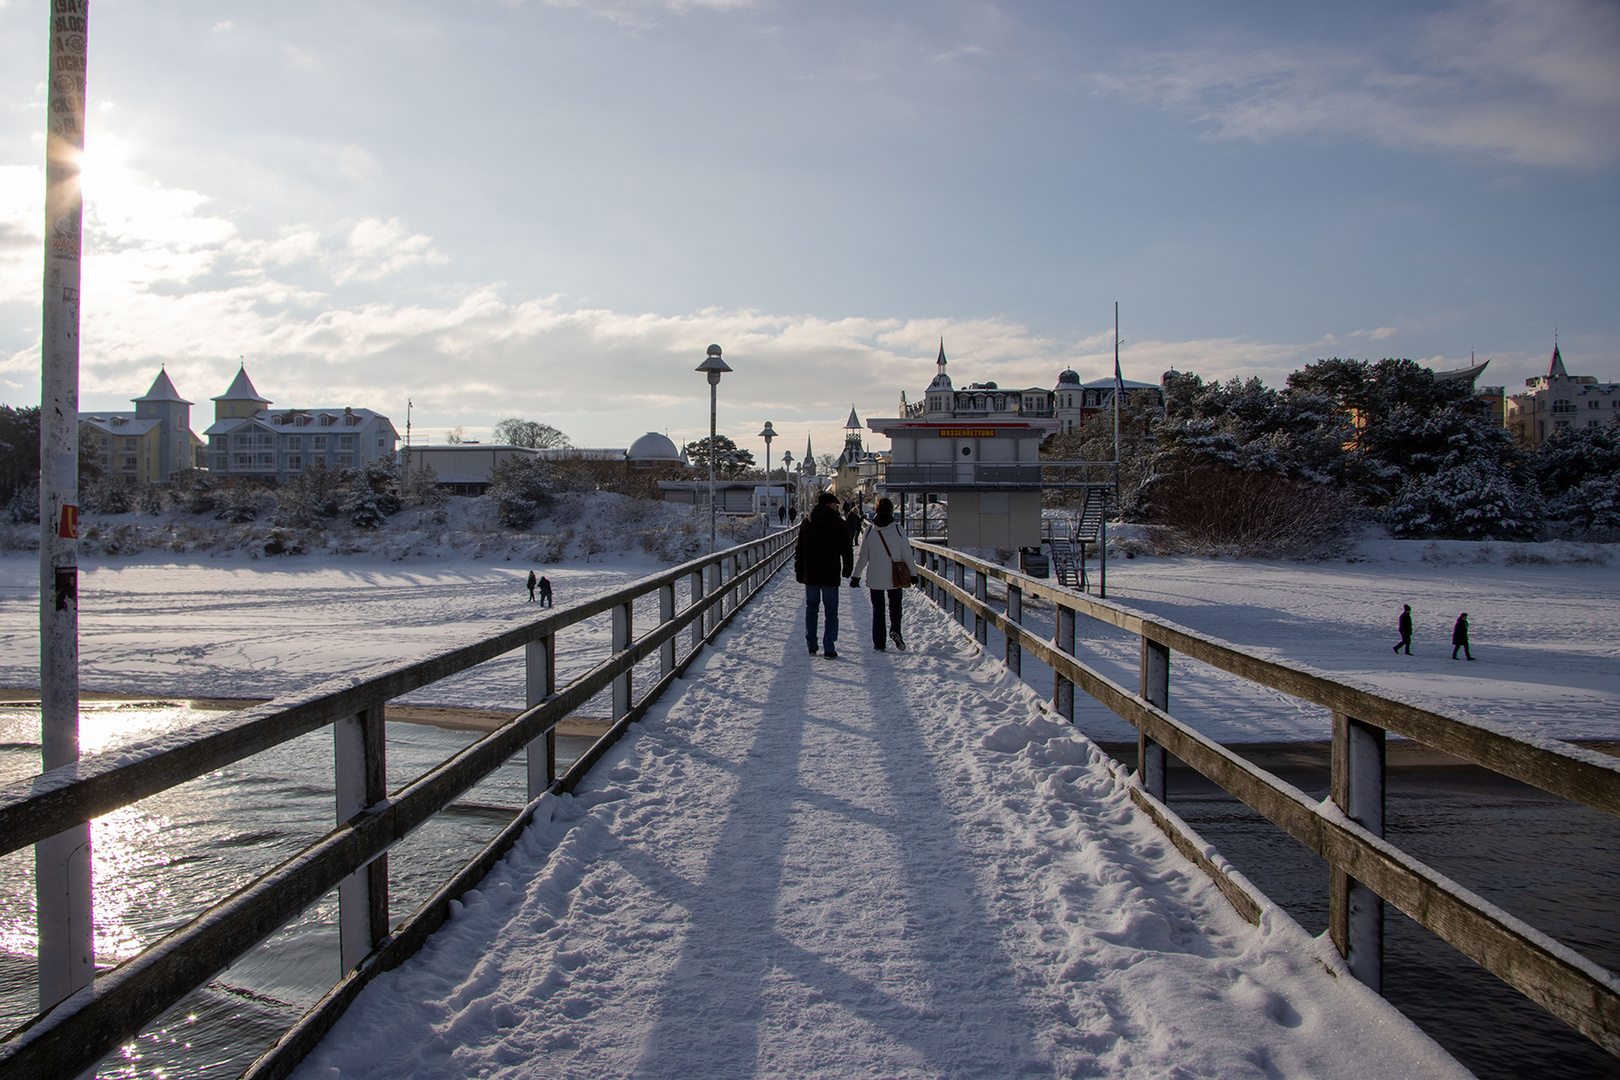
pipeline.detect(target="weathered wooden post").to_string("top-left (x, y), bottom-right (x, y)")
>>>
top-left (335, 705), bottom-right (387, 972)
top-left (659, 582), bottom-right (676, 680)
top-left (953, 559), bottom-right (966, 627)
top-left (1054, 605), bottom-right (1075, 722)
top-left (526, 634), bottom-right (556, 796)
top-left (705, 561), bottom-right (720, 637)
top-left (37, 0), bottom-right (93, 1010)
top-left (973, 570), bottom-right (989, 646)
top-left (1331, 711), bottom-right (1386, 991)
top-left (1138, 637), bottom-right (1169, 802)
top-left (1006, 582), bottom-right (1022, 676)
top-left (612, 601), bottom-right (632, 722)
top-left (690, 568), bottom-right (704, 656)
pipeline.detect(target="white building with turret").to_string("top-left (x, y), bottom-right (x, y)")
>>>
top-left (203, 367), bottom-right (399, 482)
top-left (1506, 344), bottom-right (1620, 448)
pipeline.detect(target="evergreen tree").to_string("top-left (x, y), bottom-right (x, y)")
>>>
top-left (488, 455), bottom-right (555, 529)
top-left (684, 435), bottom-right (755, 478)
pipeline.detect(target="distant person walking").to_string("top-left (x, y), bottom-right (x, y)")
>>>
top-left (851, 497), bottom-right (921, 651)
top-left (1452, 613), bottom-right (1473, 661)
top-left (795, 492), bottom-right (854, 658)
top-left (787, 504), bottom-right (797, 524)
top-left (778, 504), bottom-right (786, 525)
top-left (1393, 604), bottom-right (1412, 654)
top-left (844, 504), bottom-right (864, 545)
top-left (539, 576), bottom-right (553, 608)
top-left (527, 570), bottom-right (537, 603)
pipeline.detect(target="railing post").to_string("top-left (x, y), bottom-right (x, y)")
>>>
top-left (612, 600), bottom-right (632, 722)
top-left (953, 560), bottom-right (966, 627)
top-left (335, 704), bottom-right (387, 972)
top-left (1054, 605), bottom-right (1075, 722)
top-left (1138, 637), bottom-right (1169, 802)
top-left (690, 568), bottom-right (705, 656)
top-left (974, 570), bottom-right (989, 646)
top-left (659, 582), bottom-right (676, 679)
top-left (1006, 583), bottom-right (1022, 676)
top-left (726, 554), bottom-right (738, 614)
top-left (526, 634), bottom-right (556, 797)
top-left (1331, 712), bottom-right (1386, 992)
top-left (705, 561), bottom-right (720, 637)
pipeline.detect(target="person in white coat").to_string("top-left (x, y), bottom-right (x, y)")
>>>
top-left (851, 497), bottom-right (921, 651)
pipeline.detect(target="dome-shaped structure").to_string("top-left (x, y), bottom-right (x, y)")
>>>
top-left (1056, 368), bottom-right (1081, 387)
top-left (627, 431), bottom-right (682, 462)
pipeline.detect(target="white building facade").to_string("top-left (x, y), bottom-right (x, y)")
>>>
top-left (1506, 345), bottom-right (1620, 448)
top-left (204, 367), bottom-right (399, 482)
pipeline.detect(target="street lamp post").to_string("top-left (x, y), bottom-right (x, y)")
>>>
top-left (758, 421), bottom-right (776, 536)
top-left (695, 344), bottom-right (731, 553)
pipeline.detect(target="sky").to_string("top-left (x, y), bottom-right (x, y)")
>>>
top-left (1, 0), bottom-right (1617, 457)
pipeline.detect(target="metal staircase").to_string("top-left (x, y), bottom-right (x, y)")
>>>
top-left (1047, 488), bottom-right (1108, 591)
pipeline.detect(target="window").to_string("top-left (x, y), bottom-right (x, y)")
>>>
top-left (124, 437), bottom-right (137, 451)
top-left (313, 435), bottom-right (327, 450)
top-left (287, 435), bottom-right (302, 450)
top-left (376, 437), bottom-right (385, 448)
top-left (234, 454), bottom-right (252, 468)
top-left (273, 415), bottom-right (285, 425)
top-left (256, 453), bottom-right (275, 467)
top-left (319, 414), bottom-right (335, 427)
top-left (1553, 399), bottom-right (1575, 414)
top-left (338, 435), bottom-right (355, 450)
top-left (233, 434), bottom-right (249, 448)
top-left (295, 415), bottom-right (310, 427)
top-left (1590, 420), bottom-right (1600, 428)
top-left (287, 455), bottom-right (303, 470)
top-left (313, 455), bottom-right (326, 466)
top-left (344, 414), bottom-right (359, 426)
top-left (122, 456), bottom-right (138, 471)
top-left (1591, 400), bottom-right (1601, 409)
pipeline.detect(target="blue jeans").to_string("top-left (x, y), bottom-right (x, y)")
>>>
top-left (805, 585), bottom-right (839, 652)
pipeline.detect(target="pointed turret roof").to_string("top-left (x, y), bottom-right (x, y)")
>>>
top-left (845, 406), bottom-right (861, 429)
top-left (804, 433), bottom-right (813, 465)
top-left (133, 367), bottom-right (192, 405)
top-left (937, 339), bottom-right (947, 369)
top-left (1548, 344), bottom-right (1568, 379)
top-left (213, 365), bottom-right (272, 404)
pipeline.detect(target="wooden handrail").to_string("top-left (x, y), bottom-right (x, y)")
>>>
top-left (0, 529), bottom-right (799, 1080)
top-left (912, 540), bottom-right (1620, 1056)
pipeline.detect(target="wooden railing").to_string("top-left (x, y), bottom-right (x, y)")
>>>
top-left (912, 539), bottom-right (1620, 1057)
top-left (0, 528), bottom-right (799, 1080)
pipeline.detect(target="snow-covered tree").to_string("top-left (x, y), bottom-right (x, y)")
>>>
top-left (1383, 463), bottom-right (1543, 540)
top-left (488, 455), bottom-right (555, 528)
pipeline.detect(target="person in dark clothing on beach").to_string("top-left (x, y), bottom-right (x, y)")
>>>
top-left (1452, 613), bottom-right (1473, 660)
top-left (778, 504), bottom-right (786, 525)
top-left (844, 505), bottom-right (864, 544)
top-left (538, 576), bottom-right (553, 608)
top-left (1394, 604), bottom-right (1412, 654)
top-left (796, 493), bottom-right (854, 658)
top-left (527, 570), bottom-right (537, 602)
top-left (788, 504), bottom-right (797, 524)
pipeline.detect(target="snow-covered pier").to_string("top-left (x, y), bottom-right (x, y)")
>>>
top-left (2, 532), bottom-right (1617, 1079)
top-left (290, 574), bottom-right (1469, 1079)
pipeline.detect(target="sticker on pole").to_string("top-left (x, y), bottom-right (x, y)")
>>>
top-left (58, 505), bottom-right (78, 539)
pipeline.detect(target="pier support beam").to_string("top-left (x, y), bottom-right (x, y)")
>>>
top-left (526, 635), bottom-right (556, 798)
top-left (335, 705), bottom-right (387, 972)
top-left (1138, 638), bottom-right (1169, 802)
top-left (1005, 584), bottom-right (1022, 676)
top-left (974, 570), bottom-right (988, 646)
top-left (1331, 712), bottom-right (1386, 992)
top-left (1054, 607), bottom-right (1075, 723)
top-left (612, 601), bottom-right (632, 722)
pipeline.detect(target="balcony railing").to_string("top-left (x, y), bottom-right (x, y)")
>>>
top-left (880, 461), bottom-right (1117, 489)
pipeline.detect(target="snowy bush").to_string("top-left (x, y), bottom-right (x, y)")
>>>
top-left (84, 479), bottom-right (133, 515)
top-left (1383, 464), bottom-right (1543, 540)
top-left (5, 484), bottom-right (39, 525)
top-left (1146, 468), bottom-right (1362, 558)
top-left (488, 457), bottom-right (555, 529)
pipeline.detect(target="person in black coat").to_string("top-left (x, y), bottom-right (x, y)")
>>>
top-left (1393, 604), bottom-right (1412, 654)
top-left (795, 493), bottom-right (854, 657)
top-left (1452, 613), bottom-right (1473, 660)
top-left (844, 504), bottom-right (864, 544)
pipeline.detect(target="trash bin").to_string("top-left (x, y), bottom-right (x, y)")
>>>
top-left (1019, 547), bottom-right (1050, 578)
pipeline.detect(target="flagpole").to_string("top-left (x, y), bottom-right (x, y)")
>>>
top-left (1113, 301), bottom-right (1121, 465)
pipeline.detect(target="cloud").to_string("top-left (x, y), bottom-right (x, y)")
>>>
top-left (1092, 0), bottom-right (1620, 167)
top-left (0, 137), bottom-right (1432, 452)
top-left (521, 0), bottom-right (757, 31)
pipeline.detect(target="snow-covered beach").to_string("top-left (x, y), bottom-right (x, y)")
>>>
top-left (3, 533), bottom-right (1614, 745)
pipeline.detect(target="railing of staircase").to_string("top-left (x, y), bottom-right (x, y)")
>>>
top-left (912, 539), bottom-right (1620, 1058)
top-left (0, 527), bottom-right (800, 1080)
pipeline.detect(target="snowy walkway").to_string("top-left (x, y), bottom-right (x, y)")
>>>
top-left (294, 575), bottom-right (1465, 1080)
